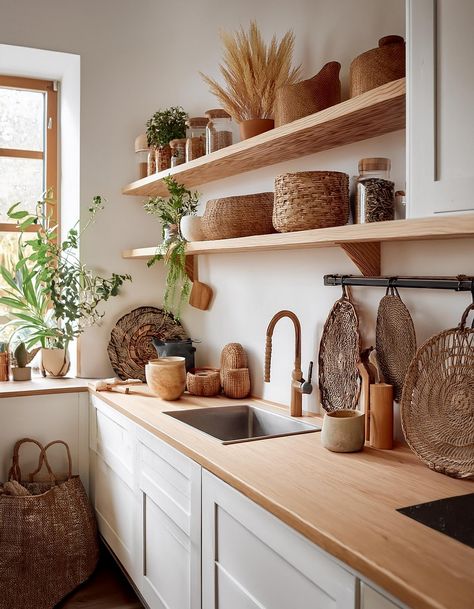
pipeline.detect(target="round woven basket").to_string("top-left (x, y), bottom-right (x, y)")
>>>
top-left (186, 368), bottom-right (221, 397)
top-left (220, 343), bottom-right (248, 384)
top-left (222, 368), bottom-right (251, 399)
top-left (401, 303), bottom-right (474, 479)
top-left (201, 193), bottom-right (275, 240)
top-left (273, 171), bottom-right (349, 232)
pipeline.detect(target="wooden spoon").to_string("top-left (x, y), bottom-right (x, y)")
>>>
top-left (186, 256), bottom-right (213, 310)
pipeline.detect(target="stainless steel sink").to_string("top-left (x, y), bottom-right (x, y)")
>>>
top-left (164, 405), bottom-right (320, 444)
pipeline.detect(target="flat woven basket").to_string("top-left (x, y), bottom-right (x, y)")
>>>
top-left (376, 286), bottom-right (417, 401)
top-left (319, 287), bottom-right (361, 411)
top-left (273, 171), bottom-right (349, 233)
top-left (201, 193), bottom-right (275, 240)
top-left (401, 303), bottom-right (474, 479)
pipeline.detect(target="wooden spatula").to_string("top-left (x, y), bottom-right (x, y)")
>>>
top-left (186, 256), bottom-right (213, 310)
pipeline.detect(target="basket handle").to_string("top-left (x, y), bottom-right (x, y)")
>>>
top-left (8, 438), bottom-right (54, 483)
top-left (459, 303), bottom-right (474, 329)
top-left (41, 440), bottom-right (73, 482)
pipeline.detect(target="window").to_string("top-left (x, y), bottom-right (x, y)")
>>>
top-left (0, 75), bottom-right (58, 341)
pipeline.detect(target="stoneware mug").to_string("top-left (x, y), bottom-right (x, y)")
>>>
top-left (321, 409), bottom-right (365, 453)
top-left (145, 356), bottom-right (186, 401)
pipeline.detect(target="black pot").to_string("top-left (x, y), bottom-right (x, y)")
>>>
top-left (151, 338), bottom-right (196, 372)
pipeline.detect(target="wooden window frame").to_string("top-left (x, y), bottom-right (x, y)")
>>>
top-left (0, 74), bottom-right (58, 233)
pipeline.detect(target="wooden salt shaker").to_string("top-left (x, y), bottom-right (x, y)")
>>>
top-left (369, 383), bottom-right (393, 449)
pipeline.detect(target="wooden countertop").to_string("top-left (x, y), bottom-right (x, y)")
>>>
top-left (91, 386), bottom-right (474, 609)
top-left (0, 377), bottom-right (89, 398)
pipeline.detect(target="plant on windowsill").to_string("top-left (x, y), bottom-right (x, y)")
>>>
top-left (10, 341), bottom-right (36, 381)
top-left (146, 106), bottom-right (188, 172)
top-left (0, 192), bottom-right (132, 377)
top-left (144, 176), bottom-right (199, 320)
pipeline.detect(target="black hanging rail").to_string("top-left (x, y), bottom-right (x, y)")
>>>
top-left (323, 275), bottom-right (474, 291)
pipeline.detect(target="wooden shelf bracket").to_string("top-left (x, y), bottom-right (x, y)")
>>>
top-left (339, 242), bottom-right (381, 276)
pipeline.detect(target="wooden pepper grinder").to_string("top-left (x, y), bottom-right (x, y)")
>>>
top-left (369, 383), bottom-right (393, 449)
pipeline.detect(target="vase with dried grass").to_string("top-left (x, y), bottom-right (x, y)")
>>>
top-left (201, 21), bottom-right (301, 140)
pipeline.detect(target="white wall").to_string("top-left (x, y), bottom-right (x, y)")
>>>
top-left (1, 0), bottom-right (472, 419)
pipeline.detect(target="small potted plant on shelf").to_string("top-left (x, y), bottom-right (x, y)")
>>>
top-left (146, 106), bottom-right (188, 172)
top-left (11, 342), bottom-right (35, 381)
top-left (200, 21), bottom-right (301, 139)
top-left (0, 192), bottom-right (132, 377)
top-left (144, 176), bottom-right (199, 320)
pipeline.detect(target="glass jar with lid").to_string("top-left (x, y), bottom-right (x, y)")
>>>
top-left (170, 138), bottom-right (187, 167)
top-left (186, 117), bottom-right (208, 162)
top-left (355, 158), bottom-right (395, 223)
top-left (205, 109), bottom-right (233, 154)
top-left (134, 133), bottom-right (150, 178)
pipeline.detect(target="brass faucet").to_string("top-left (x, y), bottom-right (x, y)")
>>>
top-left (264, 310), bottom-right (313, 417)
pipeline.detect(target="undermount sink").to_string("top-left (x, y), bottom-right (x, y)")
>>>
top-left (164, 404), bottom-right (321, 444)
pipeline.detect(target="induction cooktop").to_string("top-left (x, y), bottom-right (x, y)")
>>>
top-left (397, 493), bottom-right (474, 549)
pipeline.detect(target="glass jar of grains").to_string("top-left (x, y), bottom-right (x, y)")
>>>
top-left (355, 158), bottom-right (395, 223)
top-left (205, 109), bottom-right (233, 154)
top-left (170, 138), bottom-right (187, 167)
top-left (186, 117), bottom-right (208, 162)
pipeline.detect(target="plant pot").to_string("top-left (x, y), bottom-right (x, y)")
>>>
top-left (155, 145), bottom-right (172, 172)
top-left (145, 356), bottom-right (186, 400)
top-left (12, 367), bottom-right (32, 381)
top-left (180, 216), bottom-right (204, 242)
top-left (163, 223), bottom-right (179, 243)
top-left (239, 119), bottom-right (274, 140)
top-left (41, 348), bottom-right (71, 378)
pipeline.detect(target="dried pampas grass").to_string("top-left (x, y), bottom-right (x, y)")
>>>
top-left (201, 21), bottom-right (301, 122)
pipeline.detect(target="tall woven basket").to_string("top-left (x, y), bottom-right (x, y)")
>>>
top-left (350, 36), bottom-right (405, 98)
top-left (273, 171), bottom-right (349, 232)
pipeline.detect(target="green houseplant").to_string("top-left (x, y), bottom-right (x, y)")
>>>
top-left (146, 106), bottom-right (188, 172)
top-left (11, 341), bottom-right (35, 381)
top-left (0, 193), bottom-right (131, 377)
top-left (144, 176), bottom-right (199, 320)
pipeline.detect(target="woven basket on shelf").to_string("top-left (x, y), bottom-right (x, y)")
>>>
top-left (201, 193), bottom-right (275, 240)
top-left (273, 171), bottom-right (349, 233)
top-left (187, 368), bottom-right (221, 397)
top-left (350, 36), bottom-right (405, 98)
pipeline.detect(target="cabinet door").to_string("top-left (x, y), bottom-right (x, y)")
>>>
top-left (202, 470), bottom-right (356, 609)
top-left (407, 0), bottom-right (474, 217)
top-left (137, 429), bottom-right (201, 609)
top-left (360, 582), bottom-right (404, 609)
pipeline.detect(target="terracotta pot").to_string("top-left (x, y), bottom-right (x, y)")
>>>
top-left (239, 119), bottom-right (274, 140)
top-left (12, 367), bottom-right (32, 381)
top-left (145, 356), bottom-right (186, 401)
top-left (41, 348), bottom-right (71, 378)
top-left (321, 409), bottom-right (365, 453)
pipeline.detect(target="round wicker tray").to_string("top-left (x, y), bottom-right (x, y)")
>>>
top-left (318, 287), bottom-right (361, 412)
top-left (401, 303), bottom-right (474, 479)
top-left (376, 287), bottom-right (417, 401)
top-left (107, 307), bottom-right (187, 382)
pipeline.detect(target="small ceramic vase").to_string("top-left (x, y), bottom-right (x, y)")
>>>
top-left (321, 409), bottom-right (365, 453)
top-left (180, 216), bottom-right (204, 242)
top-left (145, 356), bottom-right (186, 400)
top-left (41, 348), bottom-right (71, 378)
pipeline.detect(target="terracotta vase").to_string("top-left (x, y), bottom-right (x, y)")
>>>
top-left (155, 144), bottom-right (172, 172)
top-left (239, 118), bottom-right (274, 140)
top-left (145, 356), bottom-right (186, 400)
top-left (41, 348), bottom-right (71, 378)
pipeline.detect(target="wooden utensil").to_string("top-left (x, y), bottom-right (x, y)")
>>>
top-left (357, 362), bottom-right (371, 442)
top-left (369, 349), bottom-right (384, 384)
top-left (369, 383), bottom-right (394, 449)
top-left (187, 256), bottom-right (213, 310)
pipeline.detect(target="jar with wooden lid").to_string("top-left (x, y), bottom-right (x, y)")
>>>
top-left (355, 158), bottom-right (394, 223)
top-left (205, 109), bottom-right (233, 154)
top-left (186, 117), bottom-right (208, 162)
top-left (170, 138), bottom-right (187, 167)
top-left (135, 133), bottom-right (150, 179)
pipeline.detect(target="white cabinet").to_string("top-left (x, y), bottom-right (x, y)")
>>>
top-left (360, 582), bottom-right (403, 609)
top-left (202, 469), bottom-right (357, 609)
top-left (137, 429), bottom-right (201, 609)
top-left (407, 0), bottom-right (474, 217)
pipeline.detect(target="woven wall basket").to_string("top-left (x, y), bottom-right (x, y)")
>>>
top-left (201, 193), bottom-right (275, 240)
top-left (350, 35), bottom-right (405, 98)
top-left (274, 61), bottom-right (341, 127)
top-left (401, 303), bottom-right (474, 479)
top-left (273, 171), bottom-right (349, 233)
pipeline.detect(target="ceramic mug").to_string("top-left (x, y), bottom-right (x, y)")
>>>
top-left (146, 356), bottom-right (186, 400)
top-left (321, 409), bottom-right (365, 453)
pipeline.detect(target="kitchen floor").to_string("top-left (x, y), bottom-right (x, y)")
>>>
top-left (55, 549), bottom-right (144, 609)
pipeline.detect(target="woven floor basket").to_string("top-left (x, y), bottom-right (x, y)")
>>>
top-left (0, 439), bottom-right (99, 609)
top-left (201, 193), bottom-right (275, 240)
top-left (274, 171), bottom-right (349, 232)
top-left (401, 303), bottom-right (474, 479)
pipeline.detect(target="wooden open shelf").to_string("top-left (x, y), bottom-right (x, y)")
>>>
top-left (122, 214), bottom-right (474, 276)
top-left (123, 78), bottom-right (406, 198)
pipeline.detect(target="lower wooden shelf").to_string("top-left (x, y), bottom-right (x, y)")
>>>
top-left (122, 214), bottom-right (474, 276)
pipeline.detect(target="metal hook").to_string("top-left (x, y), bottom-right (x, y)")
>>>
top-left (386, 276), bottom-right (397, 295)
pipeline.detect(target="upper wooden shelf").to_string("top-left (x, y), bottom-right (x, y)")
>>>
top-left (123, 78), bottom-right (406, 198)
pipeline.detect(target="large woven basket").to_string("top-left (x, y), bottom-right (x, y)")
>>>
top-left (274, 62), bottom-right (341, 127)
top-left (350, 36), bottom-right (405, 98)
top-left (274, 171), bottom-right (349, 232)
top-left (201, 193), bottom-right (275, 240)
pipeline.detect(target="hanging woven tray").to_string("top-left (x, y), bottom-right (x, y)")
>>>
top-left (318, 287), bottom-right (361, 411)
top-left (376, 286), bottom-right (417, 401)
top-left (401, 303), bottom-right (474, 479)
top-left (108, 306), bottom-right (187, 382)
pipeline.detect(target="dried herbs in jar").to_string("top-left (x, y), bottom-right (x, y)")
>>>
top-left (355, 158), bottom-right (395, 223)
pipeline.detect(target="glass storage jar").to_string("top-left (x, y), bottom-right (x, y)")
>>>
top-left (205, 109), bottom-right (233, 153)
top-left (134, 133), bottom-right (150, 179)
top-left (355, 158), bottom-right (394, 223)
top-left (186, 117), bottom-right (208, 162)
top-left (170, 138), bottom-right (187, 167)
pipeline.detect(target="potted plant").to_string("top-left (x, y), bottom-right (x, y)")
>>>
top-left (146, 106), bottom-right (188, 172)
top-left (0, 192), bottom-right (131, 377)
top-left (144, 176), bottom-right (199, 319)
top-left (11, 342), bottom-right (34, 381)
top-left (200, 21), bottom-right (301, 139)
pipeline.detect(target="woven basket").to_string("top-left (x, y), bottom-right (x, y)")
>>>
top-left (201, 193), bottom-right (275, 240)
top-left (187, 368), bottom-right (221, 397)
top-left (220, 343), bottom-right (248, 384)
top-left (223, 368), bottom-right (251, 399)
top-left (401, 303), bottom-right (474, 479)
top-left (350, 36), bottom-right (405, 98)
top-left (274, 171), bottom-right (349, 232)
top-left (274, 62), bottom-right (341, 127)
